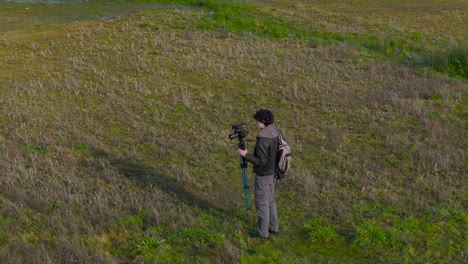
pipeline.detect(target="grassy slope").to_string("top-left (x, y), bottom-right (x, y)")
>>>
top-left (0, 0), bottom-right (466, 263)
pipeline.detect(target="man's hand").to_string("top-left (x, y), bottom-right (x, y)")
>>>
top-left (237, 149), bottom-right (248, 157)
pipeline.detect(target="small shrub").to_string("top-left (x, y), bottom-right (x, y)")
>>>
top-left (427, 46), bottom-right (467, 80)
top-left (169, 227), bottom-right (223, 249)
top-left (352, 220), bottom-right (388, 248)
top-left (73, 142), bottom-right (88, 152)
top-left (303, 218), bottom-right (341, 243)
top-left (139, 22), bottom-right (151, 28)
top-left (136, 228), bottom-right (167, 256)
top-left (20, 144), bottom-right (50, 155)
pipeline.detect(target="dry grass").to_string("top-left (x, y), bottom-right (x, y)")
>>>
top-left (265, 0), bottom-right (467, 43)
top-left (0, 0), bottom-right (466, 263)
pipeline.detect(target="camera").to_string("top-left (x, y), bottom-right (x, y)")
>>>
top-left (229, 122), bottom-right (248, 140)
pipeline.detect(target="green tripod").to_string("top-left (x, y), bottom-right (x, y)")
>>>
top-left (238, 140), bottom-right (251, 211)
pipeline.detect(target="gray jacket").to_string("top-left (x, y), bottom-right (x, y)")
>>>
top-left (244, 124), bottom-right (279, 176)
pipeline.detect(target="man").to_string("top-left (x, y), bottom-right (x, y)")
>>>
top-left (237, 109), bottom-right (279, 239)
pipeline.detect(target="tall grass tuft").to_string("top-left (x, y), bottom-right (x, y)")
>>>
top-left (427, 46), bottom-right (468, 80)
top-left (352, 220), bottom-right (388, 248)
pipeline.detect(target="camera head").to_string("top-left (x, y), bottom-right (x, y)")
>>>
top-left (229, 122), bottom-right (248, 140)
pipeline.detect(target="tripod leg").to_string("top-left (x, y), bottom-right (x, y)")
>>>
top-left (240, 156), bottom-right (251, 210)
top-left (243, 168), bottom-right (251, 210)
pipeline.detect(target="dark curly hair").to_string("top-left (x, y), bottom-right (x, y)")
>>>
top-left (253, 109), bottom-right (274, 126)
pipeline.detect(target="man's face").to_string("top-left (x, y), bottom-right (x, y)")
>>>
top-left (255, 120), bottom-right (266, 129)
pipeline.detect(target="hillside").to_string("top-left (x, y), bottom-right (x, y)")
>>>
top-left (0, 0), bottom-right (466, 263)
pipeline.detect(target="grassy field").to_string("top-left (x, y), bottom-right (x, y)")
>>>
top-left (0, 0), bottom-right (466, 263)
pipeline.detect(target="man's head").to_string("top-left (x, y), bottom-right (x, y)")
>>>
top-left (253, 109), bottom-right (274, 127)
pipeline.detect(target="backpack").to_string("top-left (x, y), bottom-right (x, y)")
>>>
top-left (275, 129), bottom-right (292, 179)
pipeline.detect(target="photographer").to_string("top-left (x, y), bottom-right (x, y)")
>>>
top-left (237, 109), bottom-right (279, 239)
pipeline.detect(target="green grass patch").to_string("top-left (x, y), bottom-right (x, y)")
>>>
top-left (426, 46), bottom-right (468, 80)
top-left (20, 144), bottom-right (50, 155)
top-left (303, 218), bottom-right (342, 243)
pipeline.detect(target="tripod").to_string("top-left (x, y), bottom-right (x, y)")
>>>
top-left (238, 140), bottom-right (251, 211)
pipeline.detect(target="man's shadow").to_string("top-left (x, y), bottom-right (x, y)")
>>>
top-left (91, 147), bottom-right (238, 219)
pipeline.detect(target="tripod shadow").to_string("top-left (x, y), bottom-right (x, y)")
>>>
top-left (91, 147), bottom-right (236, 218)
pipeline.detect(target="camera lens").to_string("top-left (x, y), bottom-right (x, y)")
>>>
top-left (229, 133), bottom-right (238, 140)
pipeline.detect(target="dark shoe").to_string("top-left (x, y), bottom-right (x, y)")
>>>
top-left (249, 231), bottom-right (268, 239)
top-left (268, 229), bottom-right (279, 235)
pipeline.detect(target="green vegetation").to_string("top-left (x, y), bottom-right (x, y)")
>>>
top-left (0, 0), bottom-right (466, 263)
top-left (148, 0), bottom-right (468, 80)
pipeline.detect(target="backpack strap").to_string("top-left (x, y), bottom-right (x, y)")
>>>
top-left (276, 128), bottom-right (285, 142)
